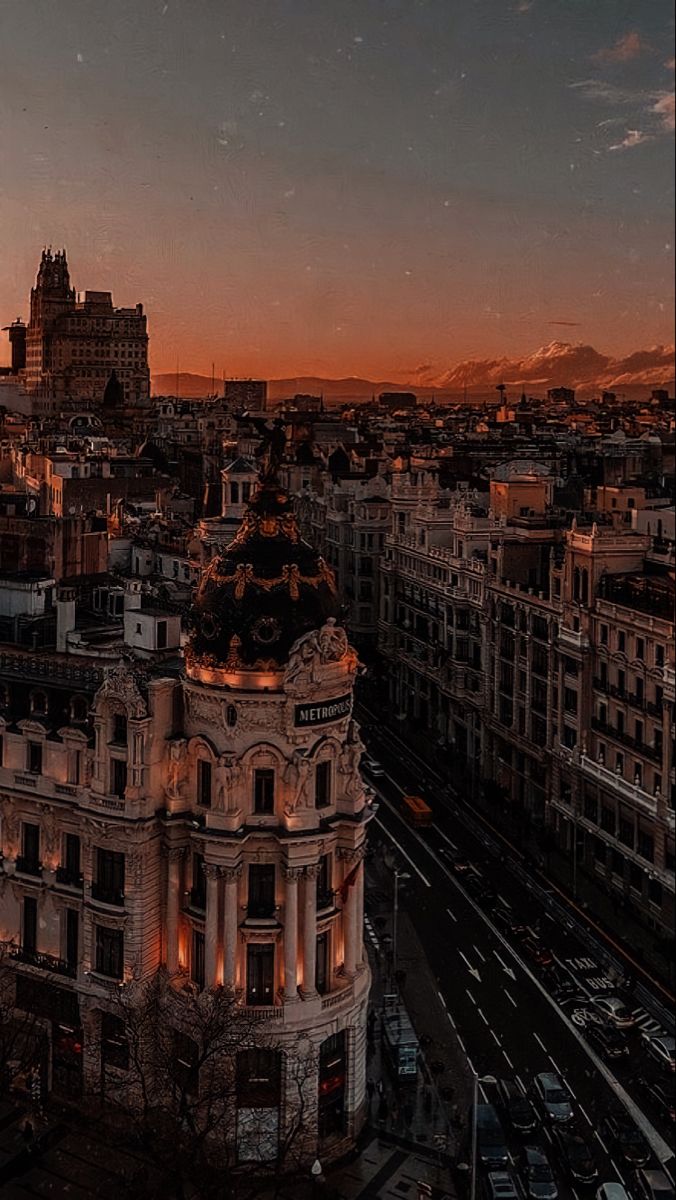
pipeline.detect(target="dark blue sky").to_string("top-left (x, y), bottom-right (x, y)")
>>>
top-left (1, 0), bottom-right (673, 377)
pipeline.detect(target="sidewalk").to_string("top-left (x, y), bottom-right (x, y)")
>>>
top-left (322, 845), bottom-right (474, 1199)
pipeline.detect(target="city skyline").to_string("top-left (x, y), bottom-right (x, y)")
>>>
top-left (1, 0), bottom-right (674, 380)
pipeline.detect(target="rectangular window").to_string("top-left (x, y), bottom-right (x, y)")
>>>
top-left (317, 854), bottom-right (332, 910)
top-left (23, 896), bottom-right (38, 954)
top-left (618, 818), bottom-right (634, 848)
top-left (111, 758), bottom-right (127, 798)
top-left (634, 720), bottom-right (643, 746)
top-left (95, 926), bottom-right (124, 979)
top-left (93, 848), bottom-right (125, 906)
top-left (157, 620), bottom-right (168, 650)
top-left (315, 761), bottom-right (332, 809)
top-left (246, 943), bottom-right (275, 1006)
top-left (65, 909), bottom-right (79, 970)
top-left (563, 688), bottom-right (578, 715)
top-left (27, 741), bottom-right (42, 775)
top-left (601, 806), bottom-right (615, 834)
top-left (191, 930), bottom-right (205, 990)
top-left (248, 864), bottom-right (276, 918)
top-left (600, 624), bottom-right (608, 645)
top-left (618, 632), bottom-right (626, 653)
top-left (101, 1013), bottom-right (129, 1070)
top-left (112, 713), bottom-right (127, 746)
top-left (636, 637), bottom-right (645, 660)
top-left (253, 769), bottom-right (275, 814)
top-left (316, 932), bottom-right (329, 995)
top-left (197, 759), bottom-right (212, 808)
top-left (583, 795), bottom-right (598, 822)
top-left (637, 831), bottom-right (654, 863)
top-left (21, 822), bottom-right (40, 872)
top-left (63, 833), bottom-right (81, 881)
top-left (190, 853), bottom-right (206, 910)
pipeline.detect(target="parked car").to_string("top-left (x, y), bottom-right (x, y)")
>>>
top-left (497, 1079), bottom-right (540, 1134)
top-left (521, 1144), bottom-right (558, 1200)
top-left (474, 1103), bottom-right (510, 1168)
top-left (485, 1172), bottom-right (520, 1200)
top-left (590, 996), bottom-right (637, 1029)
top-left (361, 756), bottom-right (385, 777)
top-left (533, 1073), bottom-right (573, 1123)
top-left (585, 1024), bottom-right (630, 1061)
top-left (493, 907), bottom-right (528, 938)
top-left (451, 856), bottom-right (473, 875)
top-left (633, 1076), bottom-right (676, 1124)
top-left (641, 1034), bottom-right (676, 1072)
top-left (632, 1169), bottom-right (675, 1200)
top-left (465, 873), bottom-right (497, 904)
top-left (522, 939), bottom-right (554, 970)
top-left (551, 1127), bottom-right (598, 1184)
top-left (600, 1112), bottom-right (650, 1167)
top-left (596, 1184), bottom-right (631, 1200)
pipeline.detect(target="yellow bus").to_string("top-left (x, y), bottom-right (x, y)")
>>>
top-left (403, 794), bottom-right (433, 828)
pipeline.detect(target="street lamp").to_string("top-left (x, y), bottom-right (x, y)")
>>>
top-left (392, 868), bottom-right (410, 982)
top-left (470, 1073), bottom-right (497, 1200)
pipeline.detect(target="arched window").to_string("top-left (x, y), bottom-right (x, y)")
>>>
top-left (573, 567), bottom-right (580, 601)
top-left (580, 568), bottom-right (589, 605)
top-left (31, 690), bottom-right (48, 716)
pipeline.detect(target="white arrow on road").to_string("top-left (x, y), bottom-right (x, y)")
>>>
top-left (459, 950), bottom-right (482, 982)
top-left (493, 951), bottom-right (516, 981)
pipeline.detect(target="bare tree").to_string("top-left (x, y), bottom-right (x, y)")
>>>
top-left (97, 971), bottom-right (314, 1200)
top-left (0, 940), bottom-right (47, 1102)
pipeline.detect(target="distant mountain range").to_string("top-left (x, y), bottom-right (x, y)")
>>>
top-left (152, 342), bottom-right (674, 402)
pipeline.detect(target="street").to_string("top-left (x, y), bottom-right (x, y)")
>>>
top-left (360, 715), bottom-right (675, 1200)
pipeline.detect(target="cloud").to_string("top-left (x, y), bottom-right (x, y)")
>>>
top-left (653, 90), bottom-right (675, 131)
top-left (593, 32), bottom-right (643, 64)
top-left (548, 320), bottom-right (580, 327)
top-left (609, 129), bottom-right (652, 151)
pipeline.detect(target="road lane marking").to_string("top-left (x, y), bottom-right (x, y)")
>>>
top-left (515, 1075), bottom-right (526, 1094)
top-left (534, 1032), bottom-right (548, 1053)
top-left (473, 945), bottom-right (487, 963)
top-left (490, 1029), bottom-right (501, 1046)
top-left (372, 790), bottom-right (674, 1166)
top-left (566, 1080), bottom-right (577, 1099)
top-left (549, 1056), bottom-right (563, 1075)
top-left (595, 1131), bottom-right (609, 1154)
top-left (502, 1051), bottom-right (514, 1068)
top-left (465, 987), bottom-right (477, 1006)
top-left (373, 816), bottom-right (431, 886)
top-left (459, 951), bottom-right (482, 982)
top-left (457, 1035), bottom-right (467, 1054)
top-left (446, 906), bottom-right (458, 923)
top-left (437, 989), bottom-right (448, 1009)
top-left (572, 1190), bottom-right (580, 1200)
top-left (447, 1011), bottom-right (456, 1030)
top-left (435, 826), bottom-right (458, 852)
top-left (578, 1103), bottom-right (592, 1126)
top-left (504, 989), bottom-right (518, 1008)
top-left (494, 950), bottom-right (517, 981)
top-left (478, 1008), bottom-right (490, 1026)
top-left (610, 1159), bottom-right (624, 1183)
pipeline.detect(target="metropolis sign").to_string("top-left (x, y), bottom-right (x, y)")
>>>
top-left (294, 694), bottom-right (352, 728)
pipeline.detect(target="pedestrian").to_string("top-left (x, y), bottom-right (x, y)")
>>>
top-left (376, 1079), bottom-right (384, 1098)
top-left (22, 1119), bottom-right (34, 1148)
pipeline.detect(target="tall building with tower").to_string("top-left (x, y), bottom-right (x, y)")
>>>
top-left (0, 467), bottom-right (371, 1164)
top-left (16, 248), bottom-right (150, 417)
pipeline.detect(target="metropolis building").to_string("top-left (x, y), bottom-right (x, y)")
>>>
top-left (0, 472), bottom-right (371, 1161)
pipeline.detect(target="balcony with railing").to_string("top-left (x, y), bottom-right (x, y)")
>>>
top-left (55, 866), bottom-right (84, 890)
top-left (15, 856), bottom-right (43, 878)
top-left (10, 945), bottom-right (77, 978)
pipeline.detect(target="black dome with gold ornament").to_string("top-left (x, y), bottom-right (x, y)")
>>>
top-left (185, 480), bottom-right (341, 670)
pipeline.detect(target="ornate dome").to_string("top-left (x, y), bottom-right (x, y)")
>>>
top-left (185, 481), bottom-right (340, 670)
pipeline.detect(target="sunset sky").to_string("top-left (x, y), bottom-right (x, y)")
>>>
top-left (0, 0), bottom-right (673, 380)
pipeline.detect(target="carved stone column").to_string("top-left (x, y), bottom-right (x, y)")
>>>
top-left (204, 864), bottom-right (221, 988)
top-left (282, 866), bottom-right (302, 1001)
top-left (223, 865), bottom-right (242, 990)
top-left (340, 848), bottom-right (366, 978)
top-left (301, 863), bottom-right (320, 998)
top-left (355, 852), bottom-right (365, 969)
top-left (164, 848), bottom-right (185, 974)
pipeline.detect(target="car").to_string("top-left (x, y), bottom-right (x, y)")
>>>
top-left (596, 1184), bottom-right (631, 1200)
top-left (497, 1079), bottom-right (540, 1134)
top-left (600, 1112), bottom-right (650, 1167)
top-left (493, 907), bottom-right (528, 938)
top-left (633, 1076), bottom-right (676, 1125)
top-left (361, 756), bottom-right (385, 777)
top-left (522, 1144), bottom-right (558, 1200)
top-left (585, 1023), bottom-right (630, 1061)
top-left (485, 1171), bottom-right (520, 1200)
top-left (465, 874), bottom-right (497, 904)
top-left (451, 856), bottom-right (473, 875)
top-left (551, 1127), bottom-right (598, 1184)
top-left (641, 1033), bottom-right (676, 1072)
top-left (522, 938), bottom-right (554, 970)
top-left (632, 1168), bottom-right (675, 1200)
top-left (533, 1072), bottom-right (573, 1123)
top-left (474, 1103), bottom-right (510, 1168)
top-left (590, 996), bottom-right (637, 1029)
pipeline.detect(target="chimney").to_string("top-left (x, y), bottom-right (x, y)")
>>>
top-left (56, 585), bottom-right (77, 654)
